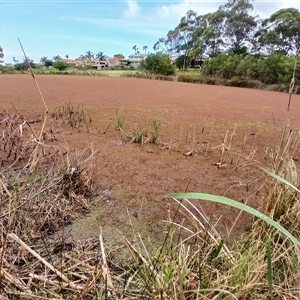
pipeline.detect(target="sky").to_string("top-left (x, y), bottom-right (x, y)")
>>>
top-left (1, 0), bottom-right (300, 64)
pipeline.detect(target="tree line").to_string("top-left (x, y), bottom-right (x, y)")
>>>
top-left (154, 1), bottom-right (299, 62)
top-left (144, 0), bottom-right (300, 84)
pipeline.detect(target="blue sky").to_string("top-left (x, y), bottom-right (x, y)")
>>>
top-left (1, 0), bottom-right (300, 63)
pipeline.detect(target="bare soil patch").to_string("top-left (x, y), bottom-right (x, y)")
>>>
top-left (1, 74), bottom-right (300, 246)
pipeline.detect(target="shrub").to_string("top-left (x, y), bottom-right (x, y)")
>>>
top-left (236, 54), bottom-right (260, 79)
top-left (140, 53), bottom-right (175, 76)
top-left (201, 54), bottom-right (228, 77)
top-left (52, 61), bottom-right (69, 71)
top-left (256, 52), bottom-right (286, 84)
top-left (15, 61), bottom-right (36, 71)
top-left (44, 59), bottom-right (53, 67)
top-left (220, 54), bottom-right (242, 79)
top-left (0, 66), bottom-right (16, 74)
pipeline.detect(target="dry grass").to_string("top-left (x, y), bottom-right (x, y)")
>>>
top-left (1, 106), bottom-right (298, 298)
top-left (0, 108), bottom-right (113, 299)
top-left (0, 47), bottom-right (299, 299)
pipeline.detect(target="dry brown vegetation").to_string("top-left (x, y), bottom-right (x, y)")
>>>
top-left (0, 73), bottom-right (300, 299)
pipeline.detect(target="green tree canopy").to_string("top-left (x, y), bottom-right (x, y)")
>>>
top-left (220, 0), bottom-right (258, 53)
top-left (15, 59), bottom-right (36, 71)
top-left (44, 60), bottom-right (53, 67)
top-left (140, 53), bottom-right (175, 75)
top-left (154, 10), bottom-right (202, 69)
top-left (200, 11), bottom-right (226, 57)
top-left (53, 60), bottom-right (68, 71)
top-left (153, 0), bottom-right (258, 60)
top-left (175, 55), bottom-right (186, 70)
top-left (257, 8), bottom-right (300, 54)
top-left (114, 53), bottom-right (125, 59)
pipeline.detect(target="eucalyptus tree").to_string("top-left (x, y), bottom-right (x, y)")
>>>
top-left (153, 30), bottom-right (178, 54)
top-left (256, 8), bottom-right (300, 55)
top-left (201, 10), bottom-right (227, 56)
top-left (189, 39), bottom-right (207, 68)
top-left (174, 10), bottom-right (201, 69)
top-left (219, 0), bottom-right (258, 53)
top-left (154, 10), bottom-right (201, 69)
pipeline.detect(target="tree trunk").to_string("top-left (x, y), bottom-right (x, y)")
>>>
top-left (183, 51), bottom-right (189, 70)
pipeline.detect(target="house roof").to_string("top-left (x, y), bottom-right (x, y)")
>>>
top-left (60, 59), bottom-right (77, 63)
top-left (59, 58), bottom-right (85, 65)
top-left (107, 57), bottom-right (119, 63)
top-left (194, 55), bottom-right (209, 61)
top-left (128, 54), bottom-right (147, 59)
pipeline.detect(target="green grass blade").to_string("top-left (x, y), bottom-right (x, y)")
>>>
top-left (213, 239), bottom-right (224, 260)
top-left (262, 168), bottom-right (300, 193)
top-left (168, 192), bottom-right (300, 247)
top-left (267, 237), bottom-right (273, 299)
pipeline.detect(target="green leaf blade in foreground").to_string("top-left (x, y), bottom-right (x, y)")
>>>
top-left (168, 192), bottom-right (300, 247)
top-left (262, 168), bottom-right (300, 193)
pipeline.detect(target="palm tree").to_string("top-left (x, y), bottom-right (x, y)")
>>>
top-left (65, 54), bottom-right (69, 59)
top-left (40, 56), bottom-right (48, 63)
top-left (53, 55), bottom-right (62, 61)
top-left (83, 51), bottom-right (95, 69)
top-left (85, 51), bottom-right (94, 61)
top-left (95, 51), bottom-right (106, 61)
top-left (143, 46), bottom-right (148, 55)
top-left (79, 54), bottom-right (87, 66)
top-left (132, 45), bottom-right (137, 54)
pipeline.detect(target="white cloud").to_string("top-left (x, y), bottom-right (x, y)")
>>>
top-left (156, 1), bottom-right (300, 21)
top-left (123, 0), bottom-right (140, 18)
top-left (253, 1), bottom-right (300, 18)
top-left (278, 0), bottom-right (300, 10)
top-left (156, 0), bottom-right (225, 20)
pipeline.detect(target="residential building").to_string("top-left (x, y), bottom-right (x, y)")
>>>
top-left (120, 53), bottom-right (147, 69)
top-left (191, 55), bottom-right (210, 68)
top-left (59, 58), bottom-right (85, 67)
top-left (91, 57), bottom-right (121, 69)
